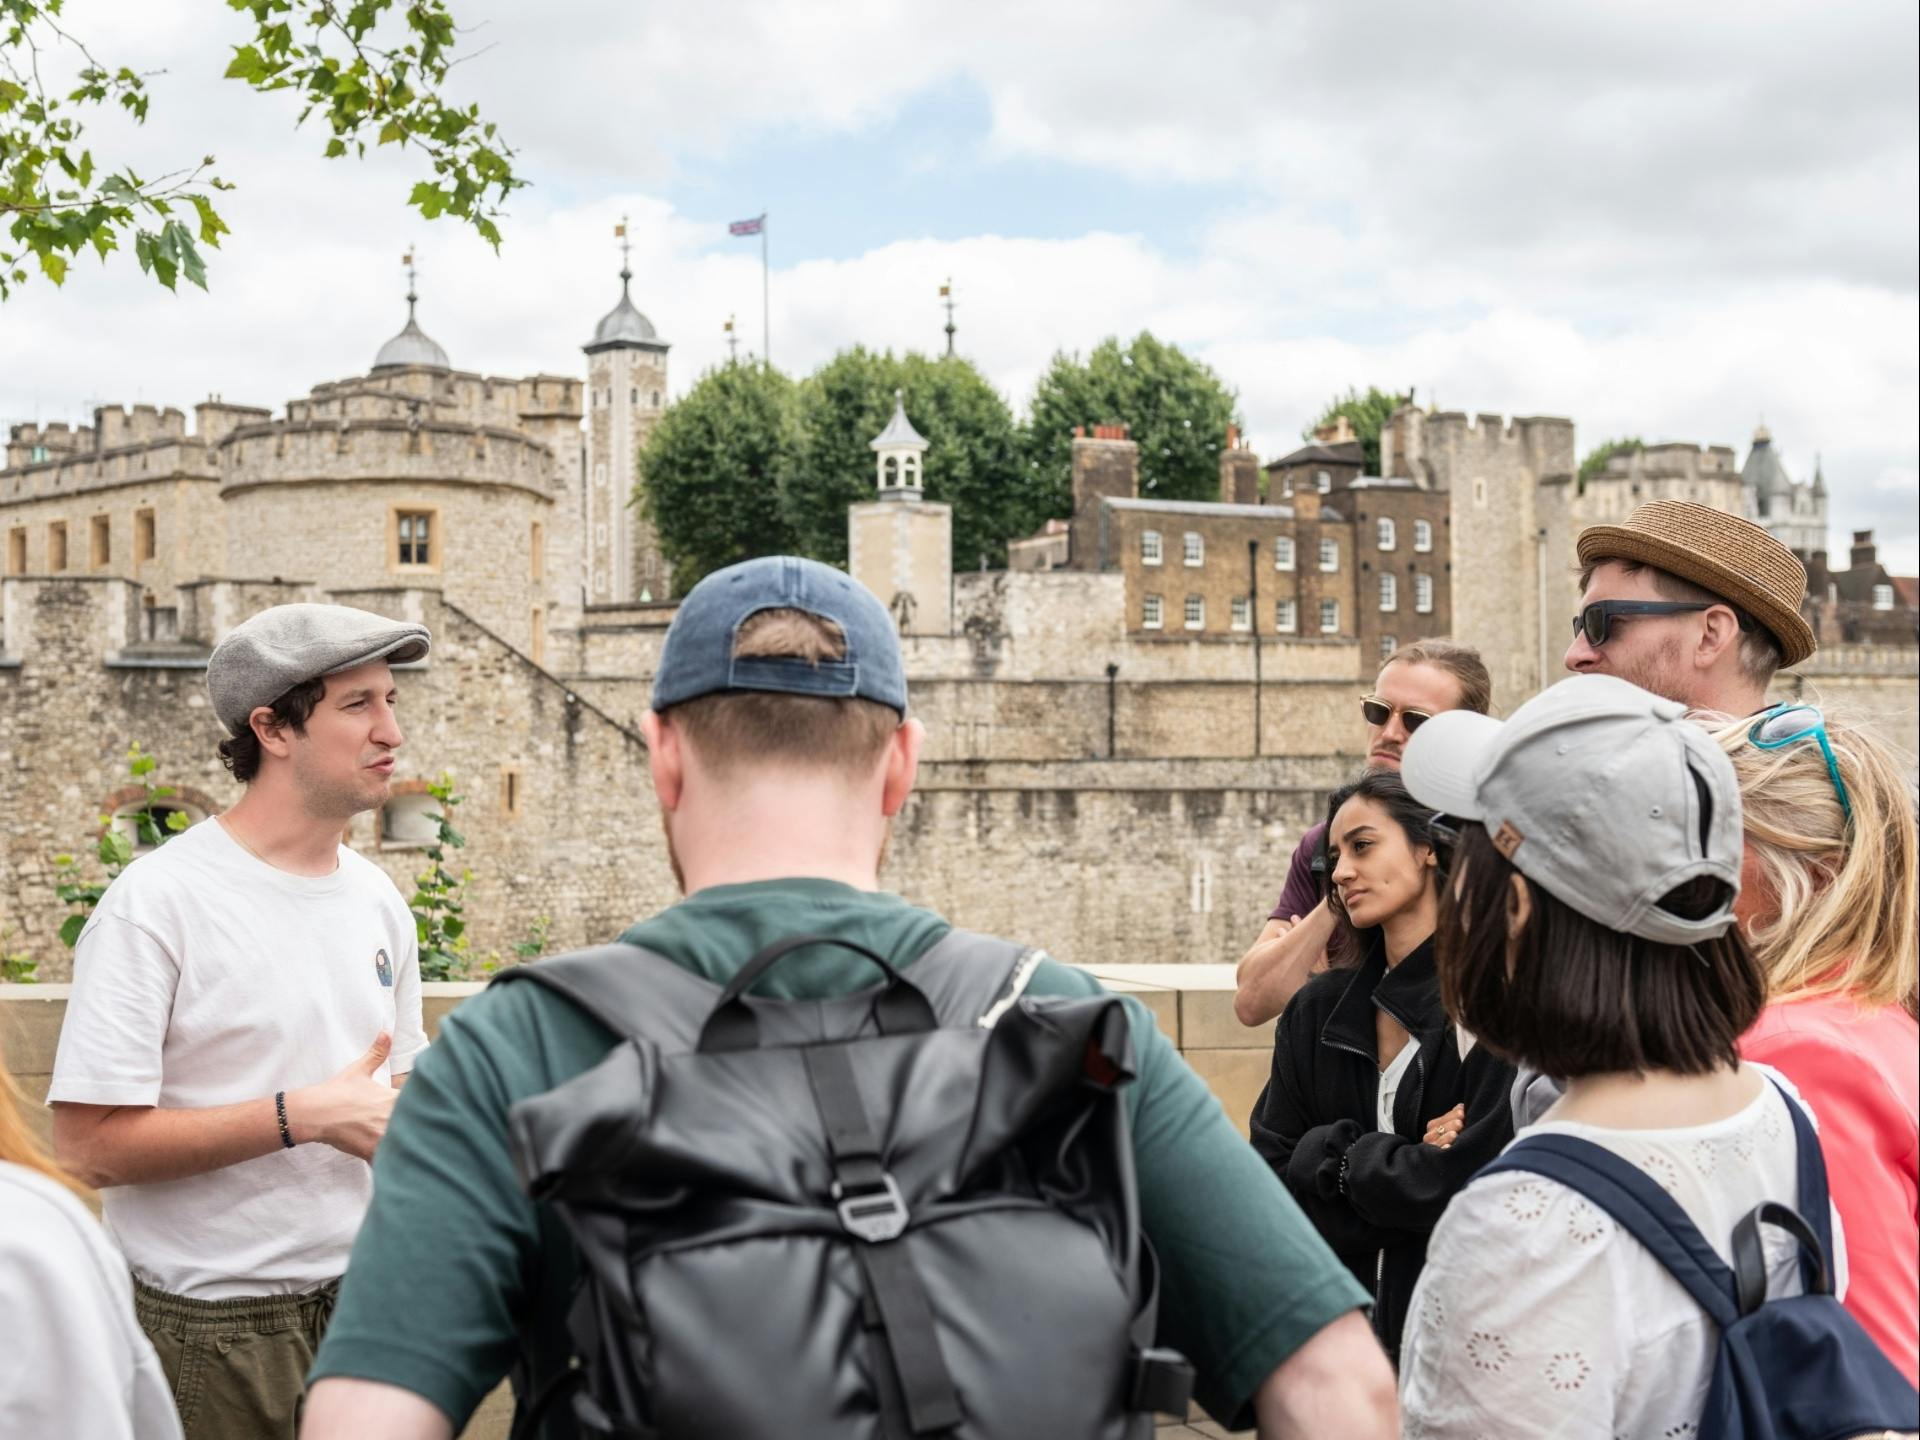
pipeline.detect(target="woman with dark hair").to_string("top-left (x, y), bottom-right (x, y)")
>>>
top-left (1395, 675), bottom-right (1903, 1436)
top-left (1248, 771), bottom-right (1517, 1364)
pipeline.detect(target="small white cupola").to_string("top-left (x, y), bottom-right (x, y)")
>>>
top-left (869, 389), bottom-right (929, 501)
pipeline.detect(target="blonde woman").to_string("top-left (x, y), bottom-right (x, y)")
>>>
top-left (1713, 702), bottom-right (1919, 1386)
top-left (0, 1039), bottom-right (181, 1438)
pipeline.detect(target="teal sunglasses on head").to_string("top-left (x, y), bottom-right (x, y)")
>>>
top-left (1748, 703), bottom-right (1852, 824)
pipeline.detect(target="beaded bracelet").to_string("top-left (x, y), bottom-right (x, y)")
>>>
top-left (274, 1090), bottom-right (296, 1150)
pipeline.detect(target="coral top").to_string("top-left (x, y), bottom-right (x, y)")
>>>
top-left (1741, 992), bottom-right (1920, 1385)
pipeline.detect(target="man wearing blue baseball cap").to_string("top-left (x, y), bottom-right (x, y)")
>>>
top-left (303, 557), bottom-right (1394, 1440)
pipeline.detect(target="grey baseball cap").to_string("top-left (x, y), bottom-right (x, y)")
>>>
top-left (207, 603), bottom-right (430, 736)
top-left (1400, 673), bottom-right (1741, 945)
top-left (651, 556), bottom-right (907, 715)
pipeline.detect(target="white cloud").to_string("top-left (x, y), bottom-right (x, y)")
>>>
top-left (2, 0), bottom-right (1914, 570)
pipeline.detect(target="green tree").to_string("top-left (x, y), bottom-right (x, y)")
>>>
top-left (1578, 436), bottom-right (1644, 487)
top-left (787, 348), bottom-right (1033, 570)
top-left (1, 0), bottom-right (521, 299)
top-left (1022, 333), bottom-right (1242, 515)
top-left (636, 361), bottom-right (801, 593)
top-left (1303, 386), bottom-right (1406, 474)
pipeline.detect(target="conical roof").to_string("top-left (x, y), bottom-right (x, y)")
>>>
top-left (869, 391), bottom-right (928, 451)
top-left (373, 309), bottom-right (450, 371)
top-left (585, 273), bottom-right (666, 353)
top-left (1741, 426), bottom-right (1793, 499)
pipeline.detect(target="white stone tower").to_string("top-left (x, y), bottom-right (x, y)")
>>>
top-left (848, 391), bottom-right (951, 636)
top-left (583, 220), bottom-right (671, 602)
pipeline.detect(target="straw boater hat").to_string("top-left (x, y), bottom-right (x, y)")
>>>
top-left (1576, 500), bottom-right (1816, 668)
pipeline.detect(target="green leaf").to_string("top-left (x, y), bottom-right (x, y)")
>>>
top-left (225, 44), bottom-right (269, 82)
top-left (59, 914), bottom-right (88, 948)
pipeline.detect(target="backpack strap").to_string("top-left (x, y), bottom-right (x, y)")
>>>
top-left (1482, 1133), bottom-right (1742, 1330)
top-left (1756, 1074), bottom-right (1836, 1304)
top-left (898, 928), bottom-right (1040, 1029)
top-left (489, 942), bottom-right (715, 1046)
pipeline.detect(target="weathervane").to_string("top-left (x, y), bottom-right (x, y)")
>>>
top-left (614, 216), bottom-right (632, 293)
top-left (940, 277), bottom-right (956, 358)
top-left (725, 314), bottom-right (738, 363)
top-left (402, 247), bottom-right (418, 320)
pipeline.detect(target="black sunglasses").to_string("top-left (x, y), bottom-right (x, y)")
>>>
top-left (1573, 599), bottom-right (1709, 647)
top-left (1574, 598), bottom-right (1760, 647)
top-left (1360, 695), bottom-right (1434, 732)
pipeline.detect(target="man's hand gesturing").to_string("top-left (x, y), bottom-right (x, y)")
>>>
top-left (288, 1033), bottom-right (399, 1162)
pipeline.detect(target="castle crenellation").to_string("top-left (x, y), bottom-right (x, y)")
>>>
top-left (2, 271), bottom-right (1915, 983)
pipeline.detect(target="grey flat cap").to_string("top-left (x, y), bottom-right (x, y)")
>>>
top-left (208, 603), bottom-right (431, 736)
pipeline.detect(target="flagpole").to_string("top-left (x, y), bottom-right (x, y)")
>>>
top-left (761, 211), bottom-right (770, 374)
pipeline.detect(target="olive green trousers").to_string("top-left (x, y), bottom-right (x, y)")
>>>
top-left (134, 1277), bottom-right (339, 1440)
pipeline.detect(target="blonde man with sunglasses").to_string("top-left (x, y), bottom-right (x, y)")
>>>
top-left (1234, 641), bottom-right (1491, 1027)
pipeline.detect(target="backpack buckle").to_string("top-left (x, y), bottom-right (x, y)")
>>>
top-left (832, 1172), bottom-right (909, 1242)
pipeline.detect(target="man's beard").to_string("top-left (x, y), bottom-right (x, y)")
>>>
top-left (291, 747), bottom-right (386, 821)
top-left (1611, 635), bottom-right (1689, 705)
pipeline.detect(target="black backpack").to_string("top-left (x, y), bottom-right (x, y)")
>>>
top-left (492, 931), bottom-right (1194, 1440)
top-left (1482, 1079), bottom-right (1919, 1440)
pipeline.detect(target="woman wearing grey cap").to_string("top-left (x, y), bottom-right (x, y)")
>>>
top-left (1394, 674), bottom-right (1881, 1437)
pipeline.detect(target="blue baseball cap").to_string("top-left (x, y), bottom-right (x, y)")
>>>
top-left (651, 556), bottom-right (908, 716)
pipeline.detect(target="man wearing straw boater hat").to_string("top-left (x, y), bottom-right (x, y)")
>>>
top-left (1566, 499), bottom-right (1816, 715)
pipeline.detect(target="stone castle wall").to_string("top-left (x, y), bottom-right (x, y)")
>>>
top-left (0, 578), bottom-right (1360, 982)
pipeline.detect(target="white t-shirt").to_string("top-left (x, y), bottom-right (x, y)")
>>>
top-left (1400, 1074), bottom-right (1845, 1439)
top-left (1378, 1039), bottom-right (1417, 1133)
top-left (0, 1161), bottom-right (183, 1439)
top-left (48, 818), bottom-right (427, 1299)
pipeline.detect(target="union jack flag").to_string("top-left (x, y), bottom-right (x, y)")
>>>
top-left (729, 215), bottom-right (765, 236)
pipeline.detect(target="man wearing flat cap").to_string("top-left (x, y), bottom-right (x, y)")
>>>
top-left (1567, 498), bottom-right (1816, 714)
top-left (49, 603), bottom-right (434, 1440)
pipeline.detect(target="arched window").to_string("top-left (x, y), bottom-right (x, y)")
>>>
top-left (1415, 573), bottom-right (1434, 613)
top-left (380, 789), bottom-right (444, 849)
top-left (1183, 532), bottom-right (1204, 566)
top-left (1183, 595), bottom-right (1205, 630)
top-left (1377, 517), bottom-right (1396, 551)
top-left (1413, 519), bottom-right (1433, 552)
top-left (1379, 573), bottom-right (1398, 612)
top-left (1141, 530), bottom-right (1163, 566)
top-left (1319, 537), bottom-right (1339, 572)
top-left (1319, 598), bottom-right (1340, 633)
top-left (110, 799), bottom-right (206, 854)
top-left (1274, 536), bottom-right (1295, 571)
top-left (1142, 594), bottom-right (1164, 629)
top-left (1316, 470), bottom-right (1331, 494)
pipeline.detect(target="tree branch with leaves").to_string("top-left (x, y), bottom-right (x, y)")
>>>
top-left (1, 0), bottom-right (520, 299)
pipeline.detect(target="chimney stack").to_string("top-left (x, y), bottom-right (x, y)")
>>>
top-left (1068, 423), bottom-right (1139, 569)
top-left (1218, 425), bottom-right (1259, 505)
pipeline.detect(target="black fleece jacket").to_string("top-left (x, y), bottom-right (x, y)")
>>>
top-left (1247, 935), bottom-right (1515, 1362)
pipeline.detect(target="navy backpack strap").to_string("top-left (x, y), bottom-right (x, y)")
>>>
top-left (1765, 1074), bottom-right (1836, 1297)
top-left (1483, 1134), bottom-right (1741, 1329)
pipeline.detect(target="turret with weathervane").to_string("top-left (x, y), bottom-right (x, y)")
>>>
top-left (848, 391), bottom-right (951, 636)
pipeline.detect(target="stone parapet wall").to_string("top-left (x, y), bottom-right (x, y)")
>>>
top-left (216, 420), bottom-right (559, 499)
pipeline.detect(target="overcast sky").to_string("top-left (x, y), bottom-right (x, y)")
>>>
top-left (3, 0), bottom-right (1915, 567)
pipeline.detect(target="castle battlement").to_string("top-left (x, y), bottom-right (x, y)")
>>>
top-left (213, 418), bottom-right (562, 497)
top-left (2, 437), bottom-right (218, 502)
top-left (1593, 441), bottom-right (1740, 485)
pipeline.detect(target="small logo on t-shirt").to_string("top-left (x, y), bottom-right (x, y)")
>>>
top-left (374, 948), bottom-right (394, 987)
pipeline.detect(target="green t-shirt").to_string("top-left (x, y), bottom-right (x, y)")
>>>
top-left (310, 879), bottom-right (1365, 1430)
